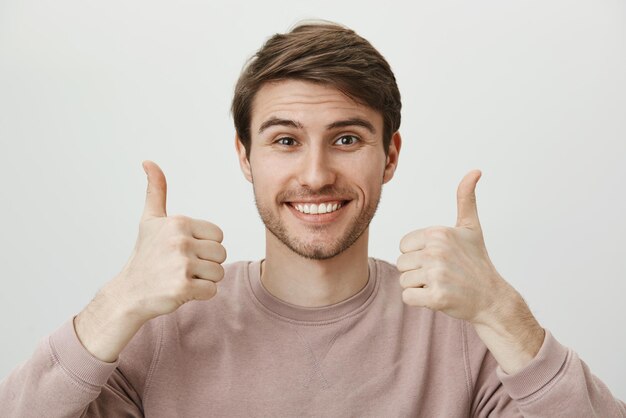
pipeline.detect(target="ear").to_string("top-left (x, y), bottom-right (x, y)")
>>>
top-left (382, 131), bottom-right (402, 184)
top-left (235, 134), bottom-right (253, 183)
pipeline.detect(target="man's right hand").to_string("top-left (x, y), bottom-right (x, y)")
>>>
top-left (110, 160), bottom-right (226, 320)
top-left (74, 160), bottom-right (226, 362)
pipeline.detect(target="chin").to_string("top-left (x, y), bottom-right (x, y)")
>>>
top-left (281, 232), bottom-right (364, 261)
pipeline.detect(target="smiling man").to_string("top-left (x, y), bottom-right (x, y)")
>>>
top-left (1, 21), bottom-right (625, 417)
top-left (238, 79), bottom-right (398, 308)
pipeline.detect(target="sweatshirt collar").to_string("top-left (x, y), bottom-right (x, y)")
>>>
top-left (247, 258), bottom-right (378, 323)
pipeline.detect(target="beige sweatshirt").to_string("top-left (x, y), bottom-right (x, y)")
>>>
top-left (1, 258), bottom-right (625, 417)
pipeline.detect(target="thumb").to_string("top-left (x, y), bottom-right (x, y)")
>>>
top-left (455, 169), bottom-right (482, 229)
top-left (141, 160), bottom-right (167, 220)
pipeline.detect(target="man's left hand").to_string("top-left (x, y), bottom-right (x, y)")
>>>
top-left (397, 169), bottom-right (515, 324)
top-left (397, 170), bottom-right (545, 374)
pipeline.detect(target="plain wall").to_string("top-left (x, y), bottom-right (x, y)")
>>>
top-left (1, 0), bottom-right (625, 400)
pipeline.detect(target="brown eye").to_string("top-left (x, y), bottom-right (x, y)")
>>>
top-left (334, 135), bottom-right (359, 145)
top-left (276, 137), bottom-right (296, 146)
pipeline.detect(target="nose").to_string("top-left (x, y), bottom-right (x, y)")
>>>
top-left (297, 146), bottom-right (337, 191)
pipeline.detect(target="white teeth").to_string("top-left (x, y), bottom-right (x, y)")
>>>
top-left (292, 201), bottom-right (344, 215)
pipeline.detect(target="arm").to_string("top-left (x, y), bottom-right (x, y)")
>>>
top-left (397, 170), bottom-right (625, 416)
top-left (1, 161), bottom-right (226, 416)
top-left (0, 314), bottom-right (151, 417)
top-left (466, 321), bottom-right (626, 417)
top-left (470, 283), bottom-right (626, 417)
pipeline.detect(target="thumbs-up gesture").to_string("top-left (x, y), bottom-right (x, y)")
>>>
top-left (397, 170), bottom-right (516, 325)
top-left (397, 170), bottom-right (546, 373)
top-left (74, 160), bottom-right (227, 362)
top-left (107, 160), bottom-right (227, 322)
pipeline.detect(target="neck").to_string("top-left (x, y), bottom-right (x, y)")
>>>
top-left (260, 229), bottom-right (370, 307)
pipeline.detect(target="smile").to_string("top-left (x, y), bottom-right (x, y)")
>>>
top-left (285, 200), bottom-right (351, 223)
top-left (291, 201), bottom-right (343, 214)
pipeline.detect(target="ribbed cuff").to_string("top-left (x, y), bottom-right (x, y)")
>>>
top-left (496, 329), bottom-right (569, 399)
top-left (48, 316), bottom-right (119, 387)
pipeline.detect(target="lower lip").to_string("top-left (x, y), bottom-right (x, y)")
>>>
top-left (285, 201), bottom-right (350, 224)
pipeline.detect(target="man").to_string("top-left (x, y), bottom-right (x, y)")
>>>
top-left (1, 21), bottom-right (624, 417)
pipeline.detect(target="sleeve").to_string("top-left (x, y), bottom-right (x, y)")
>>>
top-left (467, 324), bottom-right (626, 417)
top-left (0, 315), bottom-right (162, 418)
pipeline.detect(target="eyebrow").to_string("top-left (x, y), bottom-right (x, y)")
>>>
top-left (258, 117), bottom-right (304, 134)
top-left (327, 118), bottom-right (376, 134)
top-left (258, 117), bottom-right (376, 135)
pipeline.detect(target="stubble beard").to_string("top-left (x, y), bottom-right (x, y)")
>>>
top-left (253, 186), bottom-right (382, 260)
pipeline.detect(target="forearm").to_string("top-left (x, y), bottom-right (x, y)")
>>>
top-left (470, 284), bottom-right (626, 418)
top-left (75, 280), bottom-right (146, 363)
top-left (472, 288), bottom-right (545, 375)
top-left (0, 319), bottom-right (122, 417)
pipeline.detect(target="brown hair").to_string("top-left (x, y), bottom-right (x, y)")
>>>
top-left (231, 20), bottom-right (402, 160)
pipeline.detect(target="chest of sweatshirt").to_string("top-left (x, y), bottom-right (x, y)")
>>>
top-left (129, 259), bottom-right (479, 417)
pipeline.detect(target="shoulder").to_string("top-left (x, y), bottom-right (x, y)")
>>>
top-left (220, 260), bottom-right (256, 293)
top-left (370, 257), bottom-right (401, 288)
top-left (222, 260), bottom-right (252, 278)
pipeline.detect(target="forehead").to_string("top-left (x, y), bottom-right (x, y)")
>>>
top-left (250, 79), bottom-right (382, 131)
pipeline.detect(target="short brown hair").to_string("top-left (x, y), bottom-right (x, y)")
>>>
top-left (231, 20), bottom-right (402, 160)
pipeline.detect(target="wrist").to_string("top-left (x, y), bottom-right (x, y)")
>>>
top-left (74, 284), bottom-right (145, 363)
top-left (472, 290), bottom-right (545, 374)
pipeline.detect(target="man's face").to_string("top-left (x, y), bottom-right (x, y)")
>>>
top-left (236, 79), bottom-right (400, 260)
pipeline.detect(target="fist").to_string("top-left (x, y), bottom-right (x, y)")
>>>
top-left (396, 170), bottom-right (514, 325)
top-left (107, 160), bottom-right (227, 322)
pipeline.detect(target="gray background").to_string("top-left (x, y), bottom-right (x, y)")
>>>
top-left (1, 0), bottom-right (625, 400)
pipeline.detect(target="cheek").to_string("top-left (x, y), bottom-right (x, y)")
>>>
top-left (344, 162), bottom-right (385, 208)
top-left (250, 161), bottom-right (292, 200)
top-left (342, 149), bottom-right (386, 172)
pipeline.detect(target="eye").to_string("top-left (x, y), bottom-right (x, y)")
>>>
top-left (334, 135), bottom-right (359, 146)
top-left (275, 137), bottom-right (297, 146)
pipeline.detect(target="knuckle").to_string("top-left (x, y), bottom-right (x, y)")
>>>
top-left (179, 237), bottom-right (193, 252)
top-left (426, 226), bottom-right (450, 240)
top-left (172, 278), bottom-right (191, 298)
top-left (399, 252), bottom-right (419, 271)
top-left (214, 226), bottom-right (224, 243)
top-left (216, 245), bottom-right (227, 263)
top-left (400, 230), bottom-right (422, 252)
top-left (401, 288), bottom-right (411, 303)
top-left (399, 271), bottom-right (416, 289)
top-left (169, 215), bottom-right (190, 229)
top-left (430, 288), bottom-right (447, 309)
top-left (434, 267), bottom-right (450, 284)
top-left (205, 222), bottom-right (224, 243)
top-left (180, 259), bottom-right (194, 278)
top-left (170, 236), bottom-right (191, 252)
top-left (426, 246), bottom-right (446, 260)
top-left (427, 267), bottom-right (445, 282)
top-left (398, 272), bottom-right (408, 288)
top-left (399, 235), bottom-right (411, 252)
top-left (195, 281), bottom-right (217, 300)
top-left (213, 263), bottom-right (225, 281)
top-left (207, 281), bottom-right (218, 298)
top-left (396, 253), bottom-right (407, 271)
top-left (401, 288), bottom-right (415, 305)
